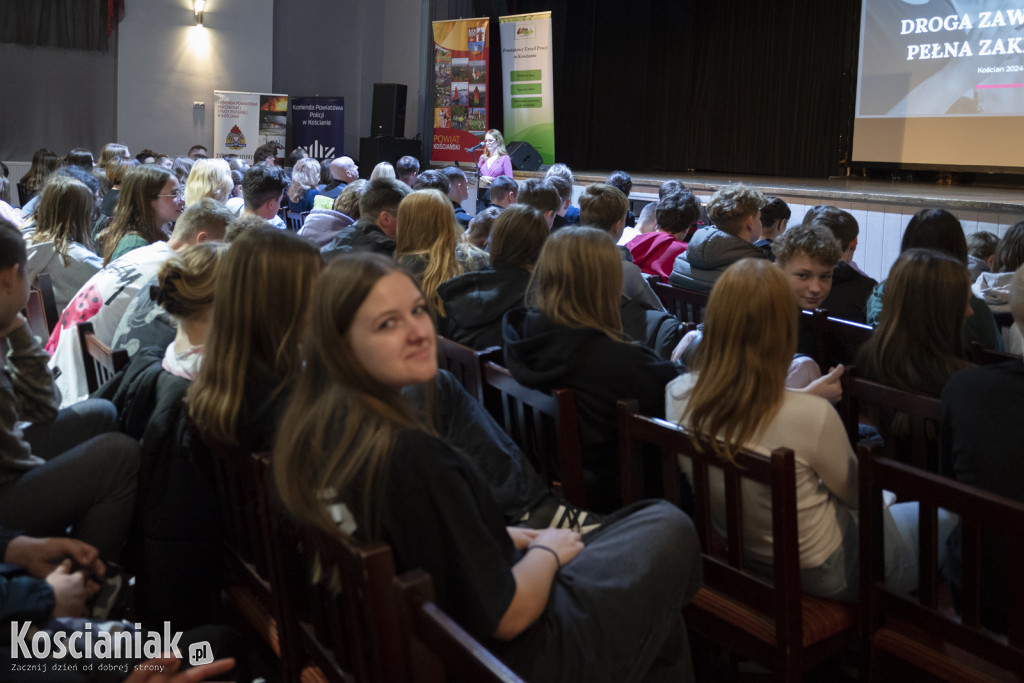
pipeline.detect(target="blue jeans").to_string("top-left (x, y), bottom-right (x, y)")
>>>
top-left (798, 501), bottom-right (957, 602)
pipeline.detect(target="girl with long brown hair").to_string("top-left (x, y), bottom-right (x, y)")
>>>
top-left (188, 226), bottom-right (321, 451)
top-left (273, 251), bottom-right (701, 682)
top-left (668, 258), bottom-right (925, 600)
top-left (503, 226), bottom-right (679, 512)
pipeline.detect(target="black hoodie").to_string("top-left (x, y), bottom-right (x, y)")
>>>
top-left (437, 264), bottom-right (530, 349)
top-left (502, 307), bottom-right (679, 511)
top-left (821, 261), bottom-right (877, 324)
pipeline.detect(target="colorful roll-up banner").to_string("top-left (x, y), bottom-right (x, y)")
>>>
top-left (290, 96), bottom-right (345, 160)
top-left (499, 12), bottom-right (555, 165)
top-left (213, 90), bottom-right (288, 163)
top-left (431, 17), bottom-right (490, 164)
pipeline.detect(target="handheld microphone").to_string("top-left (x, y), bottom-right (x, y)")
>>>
top-left (465, 141), bottom-right (484, 153)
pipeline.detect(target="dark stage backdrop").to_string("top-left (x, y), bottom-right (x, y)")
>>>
top-left (436, 0), bottom-right (861, 178)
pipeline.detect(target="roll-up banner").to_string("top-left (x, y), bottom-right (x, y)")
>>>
top-left (431, 17), bottom-right (491, 164)
top-left (499, 12), bottom-right (555, 165)
top-left (290, 96), bottom-right (345, 160)
top-left (213, 90), bottom-right (288, 163)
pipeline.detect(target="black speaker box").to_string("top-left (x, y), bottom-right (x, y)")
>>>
top-left (359, 137), bottom-right (421, 175)
top-left (371, 83), bottom-right (407, 137)
top-left (506, 141), bottom-right (541, 171)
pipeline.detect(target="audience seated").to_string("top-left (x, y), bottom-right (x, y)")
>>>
top-left (579, 183), bottom-right (665, 312)
top-left (971, 220), bottom-right (1024, 316)
top-left (0, 220), bottom-right (139, 561)
top-left (369, 161), bottom-right (396, 181)
top-left (516, 178), bottom-right (560, 228)
top-left (487, 175), bottom-right (518, 208)
top-left (395, 154), bottom-right (420, 187)
top-left (753, 196), bottom-right (790, 259)
top-left (47, 201), bottom-right (229, 405)
top-left (99, 157), bottom-right (136, 224)
top-left (96, 165), bottom-right (183, 265)
top-left (313, 156), bottom-right (358, 209)
top-left (857, 248), bottom-right (974, 467)
top-left (669, 184), bottom-right (766, 292)
top-left (867, 208), bottom-right (1003, 351)
top-left (238, 163), bottom-right (287, 229)
top-left (504, 227), bottom-right (680, 512)
top-left (183, 158), bottom-right (232, 207)
top-left (605, 170), bottom-right (635, 227)
top-left (298, 178), bottom-right (364, 248)
top-left (286, 157), bottom-right (322, 214)
top-left (18, 149), bottom-right (58, 207)
top-left (439, 204), bottom-right (548, 349)
top-left (668, 257), bottom-right (926, 600)
top-left (773, 223), bottom-right (843, 382)
top-left (546, 174), bottom-right (575, 232)
top-left (108, 200), bottom-right (235, 358)
top-left (464, 205), bottom-right (501, 250)
top-left (411, 168), bottom-right (451, 194)
top-left (545, 163), bottom-right (580, 225)
top-left (24, 176), bottom-right (103, 312)
top-left (966, 230), bottom-right (999, 281)
top-left (252, 141), bottom-right (281, 166)
top-left (627, 191), bottom-right (700, 282)
top-left (395, 189), bottom-right (488, 318)
top-left (188, 227), bottom-right (321, 453)
top-left (96, 241), bottom-right (227, 627)
top-left (802, 205), bottom-right (878, 323)
top-left (440, 166), bottom-right (474, 228)
top-left (322, 177), bottom-right (409, 259)
top-left (939, 264), bottom-right (1024, 633)
top-left (273, 251), bottom-right (701, 682)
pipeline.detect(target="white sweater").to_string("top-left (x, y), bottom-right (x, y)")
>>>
top-left (666, 372), bottom-right (858, 569)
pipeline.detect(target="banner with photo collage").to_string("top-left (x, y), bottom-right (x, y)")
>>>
top-left (214, 90), bottom-right (289, 163)
top-left (499, 12), bottom-right (555, 164)
top-left (430, 17), bottom-right (490, 164)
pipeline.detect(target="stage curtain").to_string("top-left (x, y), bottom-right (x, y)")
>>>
top-left (0, 0), bottom-right (124, 52)
top-left (485, 0), bottom-right (862, 178)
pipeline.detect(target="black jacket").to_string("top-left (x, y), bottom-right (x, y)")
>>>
top-left (94, 349), bottom-right (220, 629)
top-left (502, 307), bottom-right (679, 511)
top-left (437, 264), bottom-right (530, 350)
top-left (321, 217), bottom-right (396, 259)
top-left (822, 261), bottom-right (877, 324)
top-left (451, 199), bottom-right (473, 229)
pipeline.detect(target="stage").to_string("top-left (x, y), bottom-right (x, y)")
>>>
top-left (512, 170), bottom-right (1024, 283)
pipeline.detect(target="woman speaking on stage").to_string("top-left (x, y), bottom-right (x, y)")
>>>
top-left (478, 129), bottom-right (513, 185)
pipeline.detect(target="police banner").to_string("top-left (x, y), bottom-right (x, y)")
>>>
top-left (290, 96), bottom-right (345, 160)
top-left (213, 90), bottom-right (288, 163)
top-left (499, 12), bottom-right (555, 164)
top-left (430, 17), bottom-right (491, 164)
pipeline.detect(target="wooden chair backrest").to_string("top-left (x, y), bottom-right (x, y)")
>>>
top-left (77, 321), bottom-right (129, 394)
top-left (286, 210), bottom-right (309, 232)
top-left (394, 569), bottom-right (525, 683)
top-left (839, 372), bottom-right (942, 471)
top-left (436, 336), bottom-right (502, 404)
top-left (970, 340), bottom-right (1022, 366)
top-left (617, 399), bottom-right (802, 628)
top-left (481, 360), bottom-right (586, 507)
top-left (652, 281), bottom-right (708, 324)
top-left (23, 273), bottom-right (58, 338)
top-left (23, 286), bottom-right (48, 343)
top-left (801, 308), bottom-right (874, 373)
top-left (205, 445), bottom-right (293, 681)
top-left (282, 522), bottom-right (409, 683)
top-left (858, 443), bottom-right (1024, 678)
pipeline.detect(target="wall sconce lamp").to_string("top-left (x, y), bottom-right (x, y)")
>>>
top-left (193, 0), bottom-right (206, 26)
